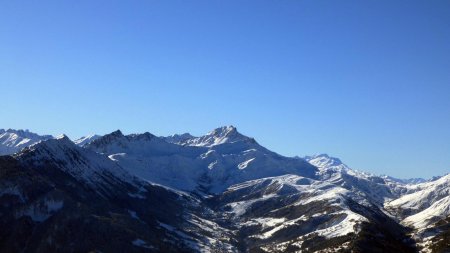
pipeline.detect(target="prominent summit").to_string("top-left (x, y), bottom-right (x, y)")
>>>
top-left (84, 127), bottom-right (317, 193)
top-left (167, 125), bottom-right (255, 147)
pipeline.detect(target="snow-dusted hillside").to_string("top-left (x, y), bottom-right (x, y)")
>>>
top-left (16, 135), bottom-right (138, 192)
top-left (0, 129), bottom-right (52, 155)
top-left (384, 174), bottom-right (450, 250)
top-left (305, 154), bottom-right (414, 205)
top-left (1, 136), bottom-right (237, 252)
top-left (86, 127), bottom-right (317, 193)
top-left (307, 154), bottom-right (450, 252)
top-left (213, 174), bottom-right (369, 250)
top-left (386, 174), bottom-right (450, 222)
top-left (386, 174), bottom-right (450, 229)
top-left (209, 173), bottom-right (415, 252)
top-left (0, 126), bottom-right (448, 252)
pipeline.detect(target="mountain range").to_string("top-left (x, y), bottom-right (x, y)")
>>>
top-left (0, 127), bottom-right (448, 252)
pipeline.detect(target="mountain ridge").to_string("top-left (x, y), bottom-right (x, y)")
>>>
top-left (0, 127), bottom-right (448, 252)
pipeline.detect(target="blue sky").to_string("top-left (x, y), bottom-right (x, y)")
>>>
top-left (1, 1), bottom-right (449, 178)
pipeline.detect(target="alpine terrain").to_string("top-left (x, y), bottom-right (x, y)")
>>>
top-left (0, 127), bottom-right (448, 253)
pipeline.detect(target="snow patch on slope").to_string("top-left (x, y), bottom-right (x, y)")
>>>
top-left (73, 134), bottom-right (101, 147)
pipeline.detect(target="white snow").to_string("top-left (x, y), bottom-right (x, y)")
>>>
top-left (237, 158), bottom-right (255, 170)
top-left (385, 174), bottom-right (450, 235)
top-left (314, 211), bottom-right (367, 238)
top-left (73, 134), bottom-right (101, 147)
top-left (403, 195), bottom-right (450, 229)
top-left (387, 174), bottom-right (450, 211)
top-left (226, 194), bottom-right (277, 216)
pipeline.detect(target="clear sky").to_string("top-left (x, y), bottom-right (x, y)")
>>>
top-left (1, 1), bottom-right (449, 179)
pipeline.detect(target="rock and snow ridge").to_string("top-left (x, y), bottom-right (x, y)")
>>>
top-left (164, 125), bottom-right (257, 147)
top-left (0, 126), bottom-right (449, 252)
top-left (0, 129), bottom-right (53, 155)
top-left (386, 174), bottom-right (450, 228)
top-left (15, 134), bottom-right (138, 192)
top-left (85, 127), bottom-right (317, 193)
top-left (73, 134), bottom-right (102, 147)
top-left (0, 139), bottom-right (236, 252)
top-left (302, 153), bottom-right (450, 251)
top-left (86, 128), bottom-right (447, 250)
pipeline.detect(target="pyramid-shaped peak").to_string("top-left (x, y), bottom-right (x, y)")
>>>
top-left (208, 125), bottom-right (238, 137)
top-left (110, 130), bottom-right (124, 137)
top-left (55, 134), bottom-right (73, 144)
top-left (98, 130), bottom-right (126, 141)
top-left (177, 125), bottom-right (255, 147)
top-left (16, 134), bottom-right (78, 157)
top-left (85, 130), bottom-right (127, 149)
top-left (55, 134), bottom-right (71, 141)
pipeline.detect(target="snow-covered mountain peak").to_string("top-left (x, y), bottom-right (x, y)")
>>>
top-left (22, 134), bottom-right (76, 154)
top-left (16, 133), bottom-right (136, 193)
top-left (2, 128), bottom-right (52, 140)
top-left (0, 129), bottom-right (53, 155)
top-left (176, 125), bottom-right (255, 147)
top-left (207, 125), bottom-right (237, 136)
top-left (56, 134), bottom-right (70, 140)
top-left (2, 128), bottom-right (444, 252)
top-left (86, 130), bottom-right (191, 158)
top-left (304, 153), bottom-right (349, 171)
top-left (87, 130), bottom-right (128, 148)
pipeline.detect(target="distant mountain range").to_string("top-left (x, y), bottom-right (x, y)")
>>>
top-left (0, 127), bottom-right (448, 252)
